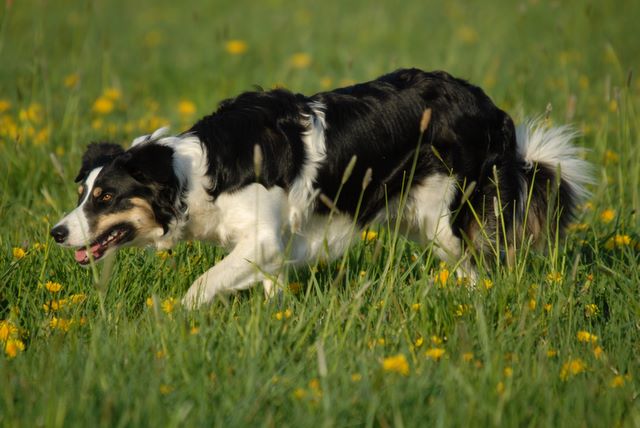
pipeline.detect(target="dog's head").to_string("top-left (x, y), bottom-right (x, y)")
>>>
top-left (50, 141), bottom-right (180, 265)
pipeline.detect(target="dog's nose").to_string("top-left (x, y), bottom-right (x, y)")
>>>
top-left (50, 225), bottom-right (69, 244)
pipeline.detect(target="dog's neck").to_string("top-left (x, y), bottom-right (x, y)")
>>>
top-left (151, 134), bottom-right (222, 249)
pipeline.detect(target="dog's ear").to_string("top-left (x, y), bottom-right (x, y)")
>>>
top-left (74, 142), bottom-right (125, 182)
top-left (120, 143), bottom-right (176, 185)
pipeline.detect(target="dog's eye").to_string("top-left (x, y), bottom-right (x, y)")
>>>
top-left (100, 193), bottom-right (113, 203)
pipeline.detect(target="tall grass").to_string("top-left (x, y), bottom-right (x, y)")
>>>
top-left (1, 0), bottom-right (639, 426)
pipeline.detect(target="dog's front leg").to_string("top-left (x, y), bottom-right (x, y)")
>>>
top-left (181, 236), bottom-right (283, 310)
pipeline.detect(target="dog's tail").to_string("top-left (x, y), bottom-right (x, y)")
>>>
top-left (464, 119), bottom-right (592, 258)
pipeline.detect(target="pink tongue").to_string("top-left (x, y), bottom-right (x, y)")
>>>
top-left (74, 243), bottom-right (102, 262)
top-left (75, 248), bottom-right (88, 262)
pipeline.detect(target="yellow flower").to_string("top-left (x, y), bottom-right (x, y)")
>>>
top-left (610, 375), bottom-right (625, 388)
top-left (320, 76), bottom-right (333, 89)
top-left (288, 282), bottom-right (302, 294)
top-left (414, 337), bottom-right (424, 348)
top-left (293, 388), bottom-right (306, 399)
top-left (411, 303), bottom-right (422, 312)
top-left (560, 358), bottom-right (586, 381)
top-left (159, 384), bottom-right (173, 395)
top-left (528, 299), bottom-right (537, 311)
top-left (504, 367), bottom-right (513, 377)
top-left (424, 347), bottom-right (445, 361)
top-left (600, 209), bottom-right (615, 223)
top-left (290, 52), bottom-right (312, 69)
top-left (482, 278), bottom-right (493, 290)
top-left (350, 373), bottom-right (362, 382)
top-left (544, 303), bottom-right (552, 313)
top-left (190, 326), bottom-right (200, 335)
top-left (593, 346), bottom-right (604, 359)
top-left (69, 293), bottom-right (86, 304)
top-left (156, 250), bottom-right (171, 260)
top-left (585, 304), bottom-right (598, 317)
top-left (361, 230), bottom-right (378, 241)
top-left (454, 304), bottom-right (469, 317)
top-left (382, 354), bottom-right (410, 375)
top-left (0, 320), bottom-right (18, 341)
top-left (225, 39), bottom-right (248, 55)
top-left (576, 331), bottom-right (598, 344)
top-left (546, 271), bottom-right (563, 283)
top-left (496, 381), bottom-right (505, 395)
top-left (42, 298), bottom-right (67, 312)
top-left (50, 317), bottom-right (73, 331)
top-left (436, 266), bottom-right (450, 287)
top-left (64, 73), bottom-right (79, 88)
top-left (103, 88), bottom-right (121, 101)
top-left (45, 281), bottom-right (63, 293)
top-left (462, 352), bottom-right (474, 362)
top-left (177, 100), bottom-right (196, 117)
top-left (19, 103), bottom-right (43, 124)
top-left (12, 247), bottom-right (26, 259)
top-left (161, 298), bottom-right (177, 314)
top-left (5, 339), bottom-right (25, 358)
top-left (604, 150), bottom-right (619, 164)
top-left (605, 234), bottom-right (632, 249)
top-left (430, 335), bottom-right (443, 345)
top-left (547, 349), bottom-right (558, 358)
top-left (92, 96), bottom-right (114, 115)
top-left (0, 99), bottom-right (11, 113)
top-left (456, 25), bottom-right (478, 44)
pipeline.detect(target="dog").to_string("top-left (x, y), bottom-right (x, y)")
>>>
top-left (50, 68), bottom-right (591, 309)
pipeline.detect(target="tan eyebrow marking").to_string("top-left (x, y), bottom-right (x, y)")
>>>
top-left (77, 185), bottom-right (84, 195)
top-left (92, 187), bottom-right (103, 198)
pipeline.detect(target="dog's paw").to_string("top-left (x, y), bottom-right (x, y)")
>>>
top-left (181, 285), bottom-right (207, 310)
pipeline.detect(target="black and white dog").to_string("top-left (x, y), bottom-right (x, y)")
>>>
top-left (50, 69), bottom-right (591, 308)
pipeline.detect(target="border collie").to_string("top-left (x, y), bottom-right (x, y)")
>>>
top-left (50, 69), bottom-right (591, 309)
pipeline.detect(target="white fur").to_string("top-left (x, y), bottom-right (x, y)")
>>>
top-left (516, 120), bottom-right (593, 199)
top-left (54, 167), bottom-right (102, 247)
top-left (288, 102), bottom-right (327, 233)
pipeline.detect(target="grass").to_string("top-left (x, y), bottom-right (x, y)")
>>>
top-left (1, 0), bottom-right (640, 426)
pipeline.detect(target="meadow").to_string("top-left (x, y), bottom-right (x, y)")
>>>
top-left (1, 0), bottom-right (639, 426)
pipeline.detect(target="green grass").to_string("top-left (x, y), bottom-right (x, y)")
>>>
top-left (1, 0), bottom-right (640, 426)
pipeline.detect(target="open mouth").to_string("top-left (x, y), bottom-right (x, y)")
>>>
top-left (74, 224), bottom-right (134, 265)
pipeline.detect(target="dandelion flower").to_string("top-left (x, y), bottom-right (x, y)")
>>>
top-left (593, 346), bottom-right (604, 359)
top-left (290, 52), bottom-right (312, 69)
top-left (585, 304), bottom-right (598, 317)
top-left (600, 209), bottom-right (615, 223)
top-left (293, 388), bottom-right (306, 399)
top-left (45, 281), bottom-right (62, 293)
top-left (5, 339), bottom-right (25, 358)
top-left (177, 100), bottom-right (196, 117)
top-left (161, 298), bottom-right (177, 314)
top-left (361, 230), bottom-right (378, 241)
top-left (103, 88), bottom-right (121, 101)
top-left (159, 384), bottom-right (173, 395)
top-left (12, 247), bottom-right (26, 260)
top-left (462, 352), bottom-right (474, 362)
top-left (424, 347), bottom-right (445, 361)
top-left (64, 73), bottom-right (79, 88)
top-left (351, 373), bottom-right (362, 382)
top-left (560, 358), bottom-right (586, 381)
top-left (225, 40), bottom-right (248, 55)
top-left (414, 337), bottom-right (424, 348)
top-left (92, 96), bottom-right (114, 115)
top-left (576, 331), bottom-right (598, 344)
top-left (0, 99), bottom-right (11, 113)
top-left (610, 375), bottom-right (625, 388)
top-left (504, 367), bottom-right (513, 377)
top-left (288, 282), bottom-right (302, 294)
top-left (411, 303), bottom-right (421, 311)
top-left (482, 278), bottom-right (493, 290)
top-left (0, 320), bottom-right (18, 341)
top-left (382, 354), bottom-right (409, 375)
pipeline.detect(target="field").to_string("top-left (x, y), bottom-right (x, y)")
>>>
top-left (1, 0), bottom-right (639, 426)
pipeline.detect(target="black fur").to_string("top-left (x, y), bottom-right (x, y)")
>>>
top-left (74, 142), bottom-right (125, 183)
